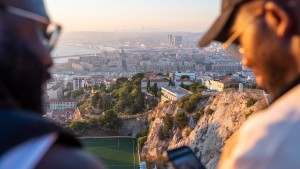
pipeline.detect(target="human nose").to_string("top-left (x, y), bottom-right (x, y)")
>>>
top-left (44, 52), bottom-right (53, 68)
top-left (242, 57), bottom-right (251, 68)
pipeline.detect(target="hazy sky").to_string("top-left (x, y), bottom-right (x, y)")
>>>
top-left (45, 0), bottom-right (221, 32)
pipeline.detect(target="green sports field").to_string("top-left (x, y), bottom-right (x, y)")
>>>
top-left (80, 137), bottom-right (139, 169)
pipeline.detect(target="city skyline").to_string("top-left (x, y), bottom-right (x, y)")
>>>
top-left (45, 0), bottom-right (220, 32)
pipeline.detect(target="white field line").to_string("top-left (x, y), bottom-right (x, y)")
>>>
top-left (80, 137), bottom-right (137, 168)
top-left (132, 139), bottom-right (136, 169)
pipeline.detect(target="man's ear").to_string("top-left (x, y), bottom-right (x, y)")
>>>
top-left (264, 1), bottom-right (292, 38)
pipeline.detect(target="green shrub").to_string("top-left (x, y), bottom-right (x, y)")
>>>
top-left (181, 94), bottom-right (202, 113)
top-left (163, 114), bottom-right (173, 130)
top-left (184, 100), bottom-right (197, 113)
top-left (206, 107), bottom-right (214, 115)
top-left (174, 111), bottom-right (189, 129)
top-left (177, 95), bottom-right (190, 108)
top-left (159, 126), bottom-right (171, 140)
top-left (136, 128), bottom-right (149, 138)
top-left (70, 121), bottom-right (88, 132)
top-left (193, 110), bottom-right (204, 122)
top-left (137, 136), bottom-right (148, 150)
top-left (246, 98), bottom-right (257, 107)
top-left (103, 110), bottom-right (122, 130)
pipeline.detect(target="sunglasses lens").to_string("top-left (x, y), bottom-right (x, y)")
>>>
top-left (46, 24), bottom-right (62, 51)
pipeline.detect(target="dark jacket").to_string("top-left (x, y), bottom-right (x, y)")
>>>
top-left (0, 109), bottom-right (81, 156)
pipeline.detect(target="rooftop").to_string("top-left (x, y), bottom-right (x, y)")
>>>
top-left (141, 78), bottom-right (168, 82)
top-left (162, 86), bottom-right (192, 95)
top-left (50, 99), bottom-right (76, 103)
top-left (176, 79), bottom-right (193, 82)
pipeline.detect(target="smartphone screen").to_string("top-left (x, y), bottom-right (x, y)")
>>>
top-left (167, 146), bottom-right (206, 169)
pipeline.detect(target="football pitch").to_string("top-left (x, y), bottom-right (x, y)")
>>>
top-left (80, 137), bottom-right (139, 169)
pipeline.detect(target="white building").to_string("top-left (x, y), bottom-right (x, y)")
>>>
top-left (141, 78), bottom-right (169, 92)
top-left (47, 84), bottom-right (63, 100)
top-left (50, 99), bottom-right (77, 111)
top-left (175, 79), bottom-right (193, 86)
top-left (73, 77), bottom-right (86, 90)
top-left (212, 64), bottom-right (242, 73)
top-left (45, 108), bottom-right (74, 124)
top-left (173, 36), bottom-right (183, 48)
top-left (46, 80), bottom-right (57, 90)
top-left (205, 79), bottom-right (237, 92)
top-left (171, 71), bottom-right (197, 81)
top-left (161, 86), bottom-right (192, 102)
top-left (139, 161), bottom-right (147, 169)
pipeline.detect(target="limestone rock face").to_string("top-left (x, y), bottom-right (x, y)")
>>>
top-left (142, 89), bottom-right (267, 169)
top-left (120, 116), bottom-right (147, 136)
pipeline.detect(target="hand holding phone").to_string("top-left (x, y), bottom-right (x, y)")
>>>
top-left (167, 146), bottom-right (206, 169)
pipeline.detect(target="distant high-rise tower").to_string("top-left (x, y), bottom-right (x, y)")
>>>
top-left (120, 48), bottom-right (127, 72)
top-left (173, 36), bottom-right (183, 48)
top-left (168, 35), bottom-right (173, 46)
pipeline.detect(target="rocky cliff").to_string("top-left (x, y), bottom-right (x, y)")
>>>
top-left (141, 89), bottom-right (267, 169)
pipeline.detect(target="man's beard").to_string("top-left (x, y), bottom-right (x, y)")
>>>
top-left (257, 35), bottom-right (292, 100)
top-left (0, 35), bottom-right (50, 114)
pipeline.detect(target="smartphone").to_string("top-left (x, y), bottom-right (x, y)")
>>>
top-left (167, 146), bottom-right (206, 169)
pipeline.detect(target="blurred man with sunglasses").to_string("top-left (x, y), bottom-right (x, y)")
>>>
top-left (200, 0), bottom-right (300, 168)
top-left (0, 0), bottom-right (105, 168)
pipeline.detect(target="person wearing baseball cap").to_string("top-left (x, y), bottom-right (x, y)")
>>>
top-left (200, 0), bottom-right (300, 168)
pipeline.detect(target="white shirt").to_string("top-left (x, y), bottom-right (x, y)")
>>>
top-left (0, 133), bottom-right (58, 169)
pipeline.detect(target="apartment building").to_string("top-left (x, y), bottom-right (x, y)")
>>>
top-left (50, 99), bottom-right (77, 111)
top-left (141, 78), bottom-right (169, 92)
top-left (161, 86), bottom-right (192, 102)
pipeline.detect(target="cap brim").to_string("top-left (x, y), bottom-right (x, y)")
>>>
top-left (199, 7), bottom-right (235, 48)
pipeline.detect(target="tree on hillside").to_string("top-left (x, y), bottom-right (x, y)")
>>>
top-left (71, 88), bottom-right (84, 99)
top-left (189, 82), bottom-right (199, 93)
top-left (118, 82), bottom-right (133, 100)
top-left (174, 111), bottom-right (189, 129)
top-left (163, 114), bottom-right (173, 130)
top-left (98, 94), bottom-right (114, 111)
top-left (99, 83), bottom-right (106, 90)
top-left (134, 93), bottom-right (145, 110)
top-left (92, 84), bottom-right (99, 91)
top-left (87, 116), bottom-right (104, 128)
top-left (177, 95), bottom-right (190, 108)
top-left (169, 78), bottom-right (175, 86)
top-left (103, 110), bottom-right (122, 130)
top-left (116, 77), bottom-right (129, 85)
top-left (152, 83), bottom-right (158, 96)
top-left (147, 80), bottom-right (150, 92)
top-left (184, 100), bottom-right (197, 113)
top-left (91, 92), bottom-right (100, 107)
top-left (70, 121), bottom-right (88, 132)
top-left (159, 114), bottom-right (174, 140)
top-left (180, 82), bottom-right (189, 90)
top-left (113, 100), bottom-right (127, 113)
top-left (132, 73), bottom-right (144, 82)
top-left (107, 84), bottom-right (120, 93)
top-left (131, 87), bottom-right (141, 97)
top-left (196, 84), bottom-right (207, 92)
